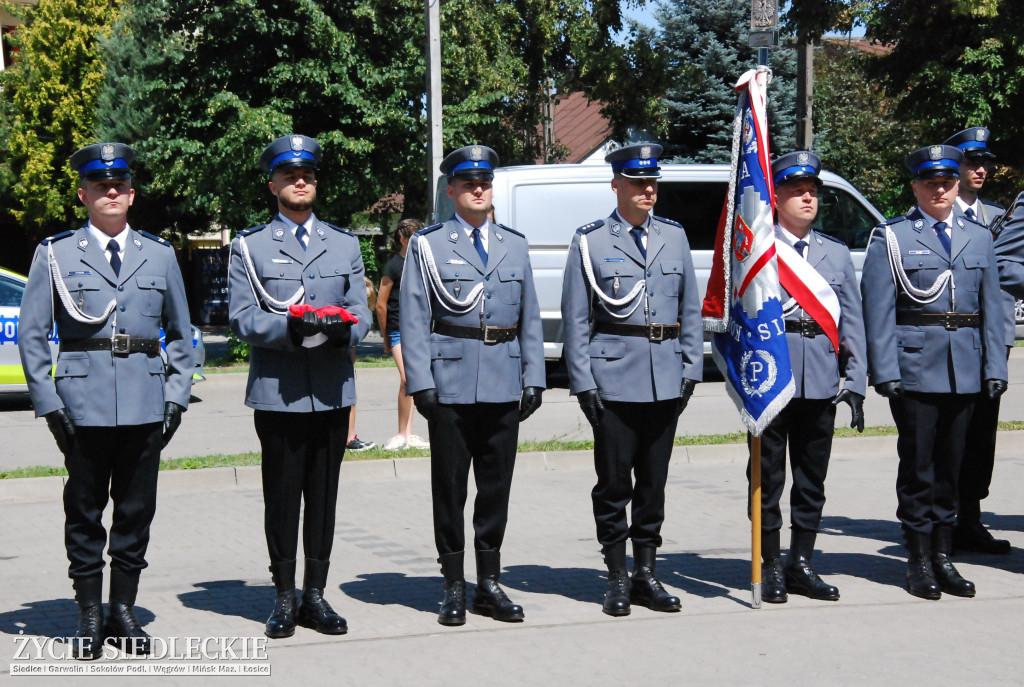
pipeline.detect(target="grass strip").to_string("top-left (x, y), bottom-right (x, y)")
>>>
top-left (5, 421), bottom-right (1024, 480)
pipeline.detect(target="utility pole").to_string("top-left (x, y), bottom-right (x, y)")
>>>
top-left (796, 40), bottom-right (814, 149)
top-left (425, 0), bottom-right (443, 217)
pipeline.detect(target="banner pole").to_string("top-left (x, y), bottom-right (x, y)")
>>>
top-left (751, 434), bottom-right (763, 608)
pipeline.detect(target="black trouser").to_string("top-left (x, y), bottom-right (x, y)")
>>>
top-left (592, 400), bottom-right (678, 548)
top-left (427, 402), bottom-right (519, 556)
top-left (64, 423), bottom-right (163, 579)
top-left (890, 392), bottom-right (974, 534)
top-left (747, 398), bottom-right (836, 534)
top-left (254, 408), bottom-right (349, 564)
top-left (959, 392), bottom-right (1000, 508)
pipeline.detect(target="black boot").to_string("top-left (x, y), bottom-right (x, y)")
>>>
top-left (70, 575), bottom-right (104, 660)
top-left (472, 550), bottom-right (524, 622)
top-left (761, 530), bottom-right (788, 604)
top-left (297, 559), bottom-right (348, 635)
top-left (954, 500), bottom-right (1011, 554)
top-left (905, 530), bottom-right (942, 600)
top-left (437, 552), bottom-right (466, 626)
top-left (103, 569), bottom-right (151, 655)
top-left (629, 543), bottom-right (681, 612)
top-left (265, 560), bottom-right (297, 638)
top-left (932, 526), bottom-right (976, 597)
top-left (601, 543), bottom-right (631, 617)
top-left (784, 529), bottom-right (839, 601)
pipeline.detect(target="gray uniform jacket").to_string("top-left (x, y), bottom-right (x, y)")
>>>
top-left (19, 226), bottom-right (192, 426)
top-left (976, 198), bottom-right (1016, 348)
top-left (561, 213), bottom-right (703, 403)
top-left (228, 216), bottom-right (371, 412)
top-left (399, 218), bottom-right (545, 403)
top-left (777, 227), bottom-right (867, 399)
top-left (861, 206), bottom-right (1008, 394)
top-left (994, 191), bottom-right (1024, 299)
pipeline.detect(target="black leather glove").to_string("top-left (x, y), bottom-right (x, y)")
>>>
top-left (161, 402), bottom-right (184, 448)
top-left (577, 389), bottom-right (605, 429)
top-left (44, 408), bottom-right (76, 459)
top-left (832, 389), bottom-right (865, 433)
top-left (413, 388), bottom-right (440, 422)
top-left (287, 311), bottom-right (321, 344)
top-left (986, 378), bottom-right (1008, 400)
top-left (874, 381), bottom-right (905, 399)
top-left (678, 379), bottom-right (697, 415)
top-left (519, 386), bottom-right (543, 422)
top-left (322, 314), bottom-right (352, 347)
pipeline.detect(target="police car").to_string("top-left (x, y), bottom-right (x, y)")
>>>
top-left (0, 266), bottom-right (205, 396)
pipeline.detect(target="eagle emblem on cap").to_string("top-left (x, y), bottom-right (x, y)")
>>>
top-left (291, 136), bottom-right (304, 151)
top-left (797, 152), bottom-right (809, 165)
top-left (640, 145), bottom-right (652, 159)
top-left (101, 144), bottom-right (115, 162)
top-left (929, 146), bottom-right (943, 160)
top-left (470, 146), bottom-right (483, 161)
top-left (976, 129), bottom-right (987, 141)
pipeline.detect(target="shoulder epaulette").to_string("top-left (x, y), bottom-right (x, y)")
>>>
top-left (881, 216), bottom-right (906, 226)
top-left (322, 222), bottom-right (354, 237)
top-left (495, 222), bottom-right (524, 238)
top-left (981, 197), bottom-right (1004, 210)
top-left (138, 230), bottom-right (171, 246)
top-left (959, 214), bottom-right (986, 230)
top-left (237, 224), bottom-right (267, 237)
top-left (815, 231), bottom-right (847, 246)
top-left (653, 215), bottom-right (683, 229)
top-left (41, 230), bottom-right (74, 246)
top-left (575, 219), bottom-right (605, 235)
top-left (417, 222), bottom-right (444, 236)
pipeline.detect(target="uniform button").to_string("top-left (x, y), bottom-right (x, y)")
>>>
top-left (486, 294), bottom-right (491, 299)
top-left (647, 270), bottom-right (652, 277)
top-left (615, 270), bottom-right (620, 275)
top-left (485, 275), bottom-right (490, 281)
top-left (279, 272), bottom-right (284, 277)
top-left (78, 282), bottom-right (84, 287)
top-left (455, 272), bottom-right (461, 278)
top-left (118, 286), bottom-right (124, 291)
top-left (119, 327), bottom-right (126, 334)
top-left (485, 313), bottom-right (492, 319)
top-left (672, 266), bottom-right (678, 271)
top-left (651, 310), bottom-right (657, 316)
top-left (150, 280), bottom-right (156, 286)
top-left (309, 274), bottom-right (315, 279)
top-left (119, 305), bottom-right (126, 312)
top-left (511, 272), bottom-right (516, 277)
top-left (601, 349), bottom-right (606, 354)
top-left (334, 269), bottom-right (340, 274)
top-left (310, 294), bottom-right (317, 300)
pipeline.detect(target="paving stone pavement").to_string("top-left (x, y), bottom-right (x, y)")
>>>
top-left (1, 439), bottom-right (1023, 685)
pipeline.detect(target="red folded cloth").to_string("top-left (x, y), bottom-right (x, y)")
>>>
top-left (288, 304), bottom-right (317, 317)
top-left (316, 305), bottom-right (359, 324)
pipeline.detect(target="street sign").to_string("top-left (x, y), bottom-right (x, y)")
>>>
top-left (749, 31), bottom-right (777, 48)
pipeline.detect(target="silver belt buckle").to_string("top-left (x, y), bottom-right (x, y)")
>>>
top-left (802, 320), bottom-right (816, 338)
top-left (648, 324), bottom-right (665, 342)
top-left (111, 333), bottom-right (131, 355)
top-left (943, 312), bottom-right (958, 331)
top-left (483, 326), bottom-right (500, 344)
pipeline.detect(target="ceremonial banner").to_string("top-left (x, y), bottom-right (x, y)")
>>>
top-left (702, 67), bottom-right (793, 437)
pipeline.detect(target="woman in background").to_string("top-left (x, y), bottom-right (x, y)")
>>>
top-left (377, 219), bottom-right (429, 450)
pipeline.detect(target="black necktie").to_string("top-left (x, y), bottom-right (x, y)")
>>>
top-left (934, 222), bottom-right (951, 255)
top-left (794, 240), bottom-right (808, 259)
top-left (471, 227), bottom-right (488, 265)
top-left (295, 225), bottom-right (308, 250)
top-left (964, 207), bottom-right (976, 220)
top-left (630, 226), bottom-right (647, 259)
top-left (107, 239), bottom-right (121, 276)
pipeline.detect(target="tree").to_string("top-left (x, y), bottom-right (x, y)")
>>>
top-left (654, 0), bottom-right (797, 163)
top-left (0, 0), bottom-right (120, 240)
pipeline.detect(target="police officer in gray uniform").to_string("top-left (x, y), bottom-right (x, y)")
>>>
top-left (752, 152), bottom-right (866, 604)
top-left (861, 144), bottom-right (1007, 600)
top-left (560, 143), bottom-right (702, 616)
top-left (19, 143), bottom-right (192, 659)
top-left (228, 135), bottom-right (371, 638)
top-left (400, 144), bottom-right (545, 626)
top-left (944, 127), bottom-right (1012, 554)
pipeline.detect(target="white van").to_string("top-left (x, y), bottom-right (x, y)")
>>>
top-left (433, 163), bottom-right (885, 369)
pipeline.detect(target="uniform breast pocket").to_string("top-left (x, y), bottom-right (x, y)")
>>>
top-left (261, 261), bottom-right (303, 301)
top-left (136, 275), bottom-right (167, 317)
top-left (659, 260), bottom-right (685, 296)
top-left (438, 265), bottom-right (476, 300)
top-left (825, 273), bottom-right (843, 295)
top-left (497, 266), bottom-right (524, 305)
top-left (317, 262), bottom-right (351, 299)
top-left (598, 262), bottom-right (638, 294)
top-left (904, 263), bottom-right (940, 291)
top-left (961, 254), bottom-right (987, 292)
top-left (67, 275), bottom-right (103, 311)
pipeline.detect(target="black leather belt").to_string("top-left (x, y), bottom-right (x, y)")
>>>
top-left (594, 322), bottom-right (681, 342)
top-left (60, 335), bottom-right (161, 355)
top-left (785, 319), bottom-right (825, 337)
top-left (432, 322), bottom-right (518, 344)
top-left (896, 313), bottom-right (980, 330)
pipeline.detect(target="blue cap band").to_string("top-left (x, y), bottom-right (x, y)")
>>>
top-left (451, 160), bottom-right (493, 174)
top-left (270, 149), bottom-right (316, 169)
top-left (955, 141), bottom-right (988, 152)
top-left (611, 158), bottom-right (659, 173)
top-left (773, 165), bottom-right (817, 184)
top-left (78, 158), bottom-right (130, 173)
top-left (914, 159), bottom-right (961, 175)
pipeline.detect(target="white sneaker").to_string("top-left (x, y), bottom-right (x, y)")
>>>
top-left (405, 434), bottom-right (431, 450)
top-left (382, 435), bottom-right (408, 451)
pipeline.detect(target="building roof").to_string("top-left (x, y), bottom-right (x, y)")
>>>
top-left (538, 91), bottom-right (613, 164)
